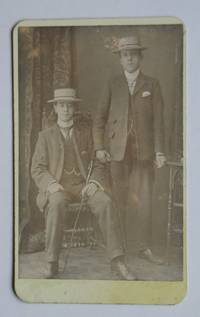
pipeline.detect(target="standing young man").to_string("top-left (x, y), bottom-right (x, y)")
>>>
top-left (31, 88), bottom-right (135, 279)
top-left (93, 36), bottom-right (166, 263)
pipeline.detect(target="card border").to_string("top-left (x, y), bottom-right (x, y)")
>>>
top-left (13, 16), bottom-right (187, 304)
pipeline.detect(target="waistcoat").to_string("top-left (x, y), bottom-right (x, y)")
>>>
top-left (60, 134), bottom-right (84, 187)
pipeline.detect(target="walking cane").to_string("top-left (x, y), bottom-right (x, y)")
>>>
top-left (62, 160), bottom-right (94, 274)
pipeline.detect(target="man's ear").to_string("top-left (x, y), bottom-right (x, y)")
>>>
top-left (53, 103), bottom-right (57, 114)
top-left (119, 54), bottom-right (123, 67)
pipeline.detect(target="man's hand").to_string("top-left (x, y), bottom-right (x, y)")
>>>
top-left (48, 182), bottom-right (64, 194)
top-left (96, 150), bottom-right (111, 163)
top-left (81, 183), bottom-right (98, 198)
top-left (155, 153), bottom-right (166, 169)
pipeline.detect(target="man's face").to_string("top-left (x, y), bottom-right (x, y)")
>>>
top-left (120, 49), bottom-right (142, 73)
top-left (54, 100), bottom-right (75, 122)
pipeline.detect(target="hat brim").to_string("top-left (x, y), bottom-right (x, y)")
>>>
top-left (47, 97), bottom-right (81, 103)
top-left (112, 46), bottom-right (147, 53)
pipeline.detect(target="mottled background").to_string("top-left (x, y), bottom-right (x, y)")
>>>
top-left (18, 25), bottom-right (183, 261)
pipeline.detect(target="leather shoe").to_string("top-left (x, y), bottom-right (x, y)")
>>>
top-left (138, 248), bottom-right (164, 265)
top-left (111, 260), bottom-right (137, 280)
top-left (45, 261), bottom-right (58, 278)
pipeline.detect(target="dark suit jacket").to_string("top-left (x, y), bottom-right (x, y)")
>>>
top-left (93, 72), bottom-right (165, 161)
top-left (31, 123), bottom-right (107, 212)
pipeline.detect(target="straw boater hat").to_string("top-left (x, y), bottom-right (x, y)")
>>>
top-left (47, 88), bottom-right (81, 103)
top-left (112, 35), bottom-right (147, 53)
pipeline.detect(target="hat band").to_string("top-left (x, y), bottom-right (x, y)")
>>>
top-left (113, 44), bottom-right (147, 53)
top-left (119, 44), bottom-right (144, 49)
top-left (48, 96), bottom-right (81, 103)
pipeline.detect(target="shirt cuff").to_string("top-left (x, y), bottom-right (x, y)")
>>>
top-left (47, 180), bottom-right (58, 192)
top-left (89, 180), bottom-right (104, 192)
top-left (156, 152), bottom-right (165, 156)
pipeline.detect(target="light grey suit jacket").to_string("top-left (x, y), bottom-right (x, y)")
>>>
top-left (31, 123), bottom-right (107, 211)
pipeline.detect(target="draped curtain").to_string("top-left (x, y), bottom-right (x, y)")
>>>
top-left (19, 27), bottom-right (72, 237)
top-left (18, 25), bottom-right (183, 246)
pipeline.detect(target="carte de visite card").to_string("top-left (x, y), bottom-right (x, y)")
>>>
top-left (13, 17), bottom-right (186, 304)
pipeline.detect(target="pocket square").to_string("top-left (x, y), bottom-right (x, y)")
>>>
top-left (142, 91), bottom-right (151, 97)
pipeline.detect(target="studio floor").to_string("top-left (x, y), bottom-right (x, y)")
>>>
top-left (19, 244), bottom-right (183, 281)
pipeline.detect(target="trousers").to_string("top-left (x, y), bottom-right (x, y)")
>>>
top-left (110, 136), bottom-right (154, 251)
top-left (45, 183), bottom-right (124, 263)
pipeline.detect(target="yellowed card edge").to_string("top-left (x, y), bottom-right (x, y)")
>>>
top-left (13, 16), bottom-right (187, 304)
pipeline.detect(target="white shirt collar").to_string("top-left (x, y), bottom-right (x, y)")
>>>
top-left (57, 119), bottom-right (73, 129)
top-left (57, 119), bottom-right (74, 139)
top-left (124, 68), bottom-right (140, 83)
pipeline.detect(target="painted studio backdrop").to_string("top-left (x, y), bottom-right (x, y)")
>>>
top-left (18, 25), bottom-right (183, 262)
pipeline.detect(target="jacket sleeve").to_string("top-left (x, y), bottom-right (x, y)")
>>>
top-left (152, 79), bottom-right (165, 154)
top-left (92, 79), bottom-right (111, 151)
top-left (89, 160), bottom-right (107, 189)
top-left (31, 132), bottom-right (57, 192)
top-left (87, 126), bottom-right (109, 190)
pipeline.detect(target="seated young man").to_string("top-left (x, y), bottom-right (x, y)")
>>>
top-left (31, 88), bottom-right (135, 280)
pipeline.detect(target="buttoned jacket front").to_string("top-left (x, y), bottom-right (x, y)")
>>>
top-left (31, 123), bottom-right (106, 212)
top-left (93, 72), bottom-right (165, 161)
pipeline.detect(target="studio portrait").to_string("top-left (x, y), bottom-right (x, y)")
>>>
top-left (15, 21), bottom-right (184, 283)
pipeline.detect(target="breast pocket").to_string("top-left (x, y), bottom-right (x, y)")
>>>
top-left (138, 94), bottom-right (153, 119)
top-left (140, 94), bottom-right (152, 104)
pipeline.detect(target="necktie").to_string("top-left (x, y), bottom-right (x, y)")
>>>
top-left (128, 80), bottom-right (136, 95)
top-left (60, 127), bottom-right (72, 139)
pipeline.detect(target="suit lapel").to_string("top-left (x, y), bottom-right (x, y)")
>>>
top-left (54, 124), bottom-right (64, 151)
top-left (116, 73), bottom-right (130, 110)
top-left (52, 125), bottom-right (65, 180)
top-left (72, 127), bottom-right (87, 180)
top-left (54, 123), bottom-right (87, 180)
top-left (117, 72), bottom-right (146, 100)
top-left (133, 72), bottom-right (146, 96)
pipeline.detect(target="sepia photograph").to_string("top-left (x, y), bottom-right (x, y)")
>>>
top-left (13, 18), bottom-right (186, 303)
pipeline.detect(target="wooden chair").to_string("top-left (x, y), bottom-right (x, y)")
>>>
top-left (166, 160), bottom-right (183, 264)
